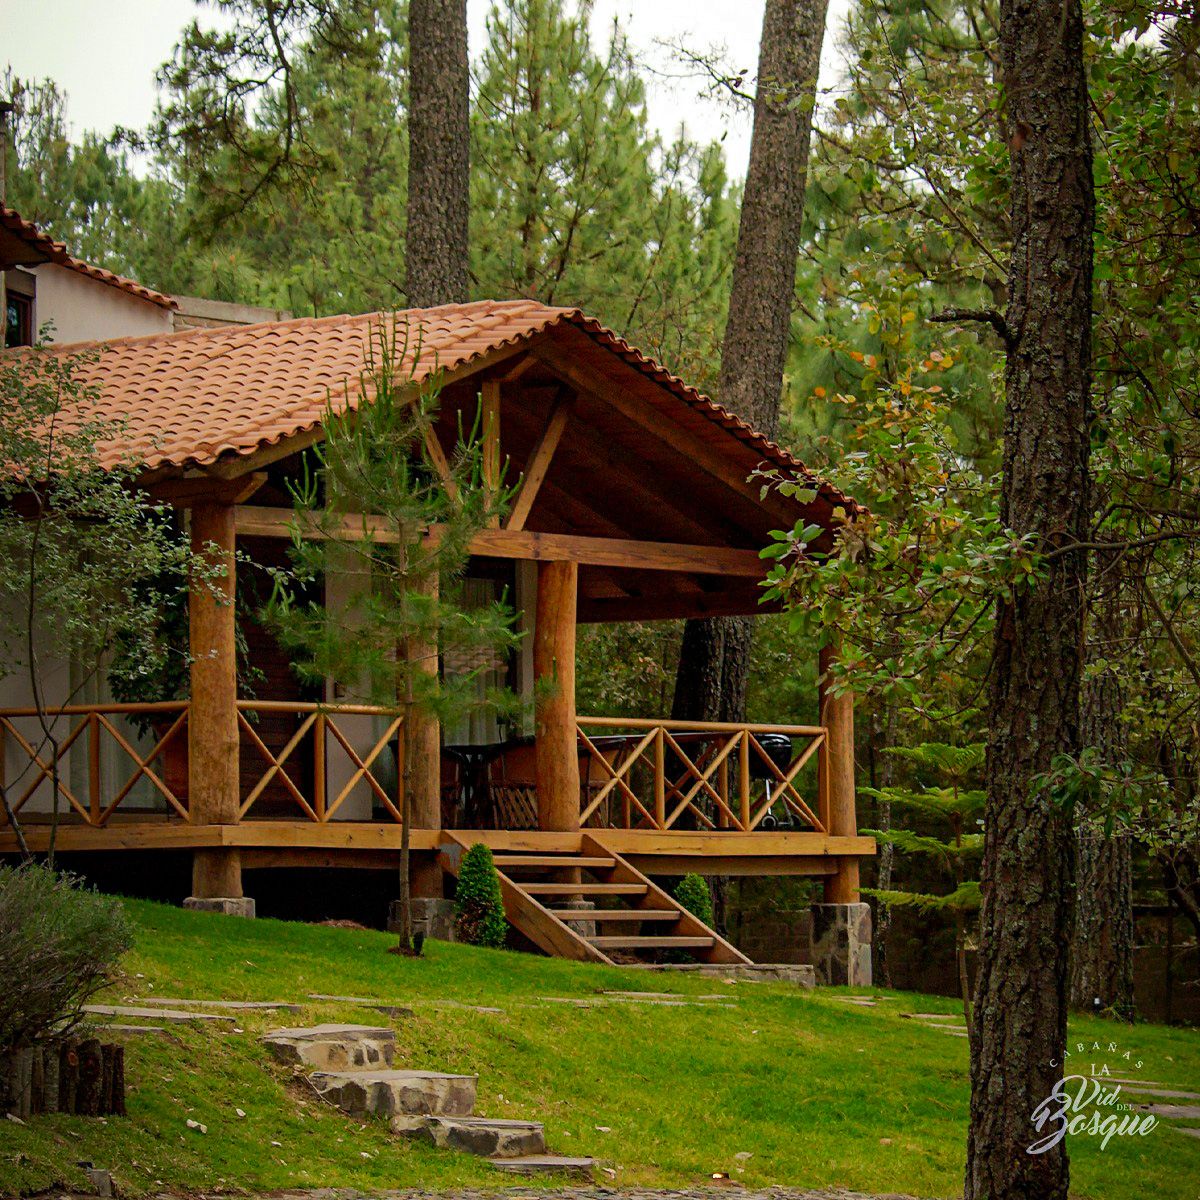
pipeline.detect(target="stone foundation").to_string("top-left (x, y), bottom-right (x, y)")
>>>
top-left (562, 898), bottom-right (596, 939)
top-left (183, 896), bottom-right (256, 918)
top-left (389, 897), bottom-right (457, 942)
top-left (809, 901), bottom-right (872, 986)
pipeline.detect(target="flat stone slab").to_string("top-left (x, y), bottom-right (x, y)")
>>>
top-left (266, 1022), bottom-right (394, 1041)
top-left (101, 1024), bottom-right (172, 1037)
top-left (395, 1114), bottom-right (546, 1158)
top-left (308, 994), bottom-right (415, 1017)
top-left (84, 1004), bottom-right (235, 1025)
top-left (311, 1068), bottom-right (477, 1119)
top-left (624, 962), bottom-right (815, 986)
top-left (903, 1012), bottom-right (961, 1021)
top-left (602, 991), bottom-right (730, 1001)
top-left (489, 1154), bottom-right (595, 1175)
top-left (1172, 1126), bottom-right (1200, 1139)
top-left (135, 997), bottom-right (303, 1012)
top-left (1138, 1103), bottom-right (1200, 1119)
top-left (261, 1024), bottom-right (395, 1070)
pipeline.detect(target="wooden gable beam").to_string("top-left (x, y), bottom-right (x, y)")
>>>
top-left (505, 389), bottom-right (574, 532)
top-left (530, 337), bottom-right (806, 520)
top-left (231, 505), bottom-right (765, 576)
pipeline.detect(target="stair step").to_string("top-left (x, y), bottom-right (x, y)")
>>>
top-left (589, 935), bottom-right (715, 949)
top-left (490, 1154), bottom-right (596, 1175)
top-left (523, 883), bottom-right (645, 896)
top-left (494, 855), bottom-right (615, 869)
top-left (394, 1115), bottom-right (546, 1158)
top-left (261, 1024), bottom-right (395, 1070)
top-left (310, 1068), bottom-right (477, 1119)
top-left (549, 908), bottom-right (679, 922)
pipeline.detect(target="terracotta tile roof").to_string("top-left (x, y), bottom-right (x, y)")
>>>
top-left (0, 205), bottom-right (177, 309)
top-left (0, 205), bottom-right (66, 263)
top-left (57, 254), bottom-right (178, 310)
top-left (4, 298), bottom-right (857, 513)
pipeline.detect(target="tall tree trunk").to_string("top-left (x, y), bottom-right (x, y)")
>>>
top-left (1069, 669), bottom-right (1134, 1018)
top-left (965, 0), bottom-right (1094, 1195)
top-left (672, 0), bottom-right (828, 725)
top-left (407, 0), bottom-right (470, 308)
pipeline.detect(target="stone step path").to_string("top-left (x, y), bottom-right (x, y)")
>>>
top-left (307, 993), bottom-right (415, 1018)
top-left (84, 1004), bottom-right (237, 1026)
top-left (261, 1023), bottom-right (593, 1174)
top-left (262, 1024), bottom-right (395, 1070)
top-left (135, 997), bottom-right (303, 1013)
top-left (312, 1068), bottom-right (477, 1118)
top-left (491, 1154), bottom-right (598, 1175)
top-left (395, 1114), bottom-right (546, 1157)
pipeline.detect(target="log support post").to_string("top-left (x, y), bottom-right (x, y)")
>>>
top-left (185, 500), bottom-right (253, 917)
top-left (812, 641), bottom-right (869, 984)
top-left (534, 560), bottom-right (580, 835)
top-left (407, 573), bottom-right (443, 900)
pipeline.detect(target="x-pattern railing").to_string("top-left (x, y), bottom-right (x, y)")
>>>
top-left (237, 700), bottom-right (403, 822)
top-left (0, 701), bottom-right (190, 826)
top-left (576, 717), bottom-right (828, 834)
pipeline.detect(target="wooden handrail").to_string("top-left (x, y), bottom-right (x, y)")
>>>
top-left (237, 699), bottom-right (402, 716)
top-left (574, 717), bottom-right (828, 835)
top-left (0, 701), bottom-right (188, 718)
top-left (577, 715), bottom-right (825, 736)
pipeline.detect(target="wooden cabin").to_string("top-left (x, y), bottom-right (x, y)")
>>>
top-left (0, 297), bottom-right (875, 975)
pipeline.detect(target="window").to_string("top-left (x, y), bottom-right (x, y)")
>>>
top-left (5, 291), bottom-right (32, 348)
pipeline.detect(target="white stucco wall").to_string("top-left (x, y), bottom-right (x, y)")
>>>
top-left (33, 264), bottom-right (174, 345)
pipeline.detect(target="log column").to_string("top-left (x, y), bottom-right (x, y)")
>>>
top-left (406, 573), bottom-right (442, 899)
top-left (185, 500), bottom-right (250, 915)
top-left (534, 560), bottom-right (580, 833)
top-left (812, 641), bottom-right (869, 984)
top-left (818, 642), bottom-right (859, 903)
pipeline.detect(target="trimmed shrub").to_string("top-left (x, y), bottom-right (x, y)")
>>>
top-left (674, 873), bottom-right (714, 928)
top-left (0, 865), bottom-right (132, 1050)
top-left (454, 844), bottom-right (508, 948)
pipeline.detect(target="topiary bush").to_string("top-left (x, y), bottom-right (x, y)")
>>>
top-left (454, 844), bottom-right (508, 948)
top-left (674, 873), bottom-right (715, 928)
top-left (0, 865), bottom-right (132, 1052)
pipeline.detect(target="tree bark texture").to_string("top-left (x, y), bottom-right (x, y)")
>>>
top-left (965, 0), bottom-right (1094, 1196)
top-left (673, 0), bottom-right (828, 726)
top-left (1069, 669), bottom-right (1134, 1017)
top-left (407, 0), bottom-right (470, 308)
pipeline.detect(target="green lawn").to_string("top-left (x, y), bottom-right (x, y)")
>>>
top-left (1, 898), bottom-right (1196, 1199)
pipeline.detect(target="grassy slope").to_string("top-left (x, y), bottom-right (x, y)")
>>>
top-left (1, 899), bottom-right (1196, 1199)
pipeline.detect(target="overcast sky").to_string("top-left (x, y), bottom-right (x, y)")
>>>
top-left (0, 0), bottom-right (853, 178)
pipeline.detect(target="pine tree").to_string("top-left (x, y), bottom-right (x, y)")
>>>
top-left (265, 317), bottom-right (521, 952)
top-left (862, 743), bottom-right (985, 1039)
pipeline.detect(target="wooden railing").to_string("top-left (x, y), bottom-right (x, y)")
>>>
top-left (0, 699), bottom-right (405, 827)
top-left (0, 701), bottom-right (190, 827)
top-left (236, 700), bottom-right (403, 822)
top-left (576, 717), bottom-right (828, 833)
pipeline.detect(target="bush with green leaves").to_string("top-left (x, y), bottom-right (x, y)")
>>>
top-left (0, 865), bottom-right (132, 1049)
top-left (674, 873), bottom-right (714, 928)
top-left (454, 844), bottom-right (508, 949)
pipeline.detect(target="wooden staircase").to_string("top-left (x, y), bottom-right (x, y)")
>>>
top-left (441, 833), bottom-right (750, 966)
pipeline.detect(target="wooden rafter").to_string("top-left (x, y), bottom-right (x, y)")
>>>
top-left (505, 389), bottom-right (574, 532)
